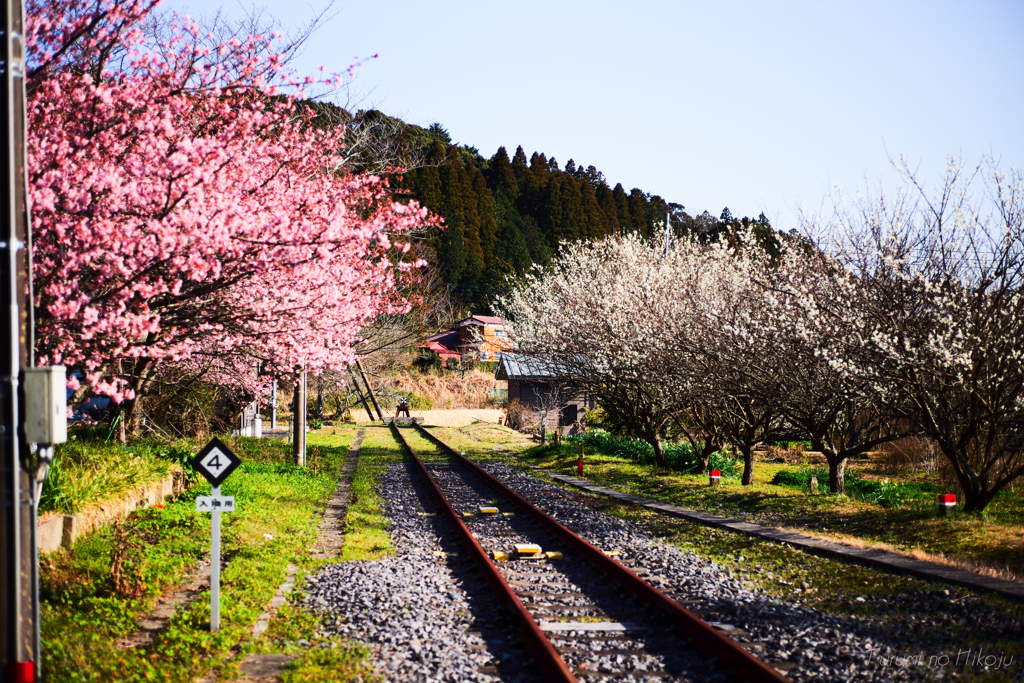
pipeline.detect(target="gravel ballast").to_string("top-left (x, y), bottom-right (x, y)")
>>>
top-left (306, 450), bottom-right (1021, 682)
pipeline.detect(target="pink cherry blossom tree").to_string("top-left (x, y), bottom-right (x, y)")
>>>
top-left (27, 0), bottom-right (431, 430)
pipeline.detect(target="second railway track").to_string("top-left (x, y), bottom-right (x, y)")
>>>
top-left (391, 422), bottom-right (790, 683)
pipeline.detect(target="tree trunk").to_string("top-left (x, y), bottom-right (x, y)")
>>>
top-left (696, 441), bottom-right (718, 475)
top-left (741, 445), bottom-right (755, 485)
top-left (827, 456), bottom-right (847, 494)
top-left (938, 441), bottom-right (990, 512)
top-left (962, 490), bottom-right (994, 513)
top-left (651, 436), bottom-right (665, 467)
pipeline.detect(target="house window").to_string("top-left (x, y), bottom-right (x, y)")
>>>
top-left (559, 404), bottom-right (577, 427)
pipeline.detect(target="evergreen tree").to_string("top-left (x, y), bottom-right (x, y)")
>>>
top-left (628, 188), bottom-right (648, 237)
top-left (488, 146), bottom-right (519, 202)
top-left (580, 179), bottom-right (607, 240)
top-left (436, 217), bottom-right (466, 282)
top-left (473, 168), bottom-right (498, 266)
top-left (427, 122), bottom-right (452, 144)
top-left (492, 190), bottom-right (532, 275)
top-left (512, 145), bottom-right (529, 167)
top-left (519, 214), bottom-right (553, 268)
top-left (612, 183), bottom-right (630, 233)
top-left (595, 183), bottom-right (619, 236)
top-left (458, 160), bottom-right (484, 264)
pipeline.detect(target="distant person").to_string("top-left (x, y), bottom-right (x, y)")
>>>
top-left (396, 396), bottom-right (411, 418)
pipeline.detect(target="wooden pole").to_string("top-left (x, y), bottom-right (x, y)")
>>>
top-left (355, 359), bottom-right (383, 421)
top-left (349, 369), bottom-right (375, 422)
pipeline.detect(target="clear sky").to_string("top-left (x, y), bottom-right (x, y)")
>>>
top-left (161, 0), bottom-right (1023, 228)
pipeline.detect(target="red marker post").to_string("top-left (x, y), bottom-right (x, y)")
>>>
top-left (577, 442), bottom-right (584, 477)
top-left (709, 470), bottom-right (721, 486)
top-left (937, 493), bottom-right (956, 516)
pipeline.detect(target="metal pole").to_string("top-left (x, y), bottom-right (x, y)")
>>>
top-left (210, 485), bottom-right (220, 632)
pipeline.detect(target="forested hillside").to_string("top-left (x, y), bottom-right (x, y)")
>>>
top-left (316, 106), bottom-right (778, 312)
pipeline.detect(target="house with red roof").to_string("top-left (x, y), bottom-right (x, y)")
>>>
top-left (417, 315), bottom-right (514, 362)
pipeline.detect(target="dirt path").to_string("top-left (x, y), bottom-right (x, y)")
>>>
top-left (352, 408), bottom-right (504, 427)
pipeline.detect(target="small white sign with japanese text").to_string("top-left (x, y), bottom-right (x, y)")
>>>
top-left (196, 495), bottom-right (236, 513)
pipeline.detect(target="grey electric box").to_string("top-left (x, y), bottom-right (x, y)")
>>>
top-left (25, 366), bottom-right (68, 445)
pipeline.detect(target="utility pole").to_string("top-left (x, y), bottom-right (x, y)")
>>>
top-left (663, 211), bottom-right (671, 257)
top-left (1, 0), bottom-right (36, 680)
top-left (291, 370), bottom-right (306, 466)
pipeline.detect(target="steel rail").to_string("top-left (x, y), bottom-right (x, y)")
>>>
top-left (389, 424), bottom-right (578, 683)
top-left (414, 423), bottom-right (791, 683)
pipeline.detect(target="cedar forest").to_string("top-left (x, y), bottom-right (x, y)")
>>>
top-left (342, 112), bottom-right (777, 312)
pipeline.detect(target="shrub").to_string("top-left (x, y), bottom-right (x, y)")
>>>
top-left (873, 479), bottom-right (905, 508)
top-left (413, 350), bottom-right (442, 372)
top-left (503, 399), bottom-right (531, 430)
top-left (566, 430), bottom-right (740, 477)
top-left (770, 467), bottom-right (910, 507)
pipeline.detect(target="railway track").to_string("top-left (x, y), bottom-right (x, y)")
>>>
top-left (391, 422), bottom-right (790, 683)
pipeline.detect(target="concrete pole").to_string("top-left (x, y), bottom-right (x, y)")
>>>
top-left (292, 371), bottom-right (306, 466)
top-left (1, 0), bottom-right (38, 676)
top-left (270, 379), bottom-right (277, 429)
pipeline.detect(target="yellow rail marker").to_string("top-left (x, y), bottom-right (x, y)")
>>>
top-left (603, 550), bottom-right (621, 557)
top-left (545, 551), bottom-right (563, 560)
top-left (433, 551), bottom-right (458, 557)
top-left (492, 551), bottom-right (510, 561)
top-left (502, 512), bottom-right (515, 517)
top-left (462, 512), bottom-right (474, 517)
top-left (479, 507), bottom-right (499, 514)
top-left (417, 512), bottom-right (436, 517)
top-left (514, 544), bottom-right (542, 555)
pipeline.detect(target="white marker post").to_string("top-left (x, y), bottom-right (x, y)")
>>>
top-left (190, 438), bottom-right (242, 632)
top-left (211, 484), bottom-right (221, 631)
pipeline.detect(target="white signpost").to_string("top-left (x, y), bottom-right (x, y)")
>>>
top-left (190, 437), bottom-right (242, 632)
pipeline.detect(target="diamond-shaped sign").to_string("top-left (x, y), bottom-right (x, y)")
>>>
top-left (190, 437), bottom-right (242, 487)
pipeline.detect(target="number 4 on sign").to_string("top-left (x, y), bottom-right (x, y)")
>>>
top-left (190, 437), bottom-right (242, 487)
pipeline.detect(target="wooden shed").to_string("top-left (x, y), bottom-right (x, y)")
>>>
top-left (494, 354), bottom-right (595, 436)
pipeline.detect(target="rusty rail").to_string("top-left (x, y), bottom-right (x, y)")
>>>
top-left (414, 423), bottom-right (791, 683)
top-left (389, 424), bottom-right (578, 683)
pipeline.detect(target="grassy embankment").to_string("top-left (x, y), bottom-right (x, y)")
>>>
top-left (41, 425), bottom-right (379, 683)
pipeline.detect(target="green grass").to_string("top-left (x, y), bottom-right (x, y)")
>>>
top-left (449, 423), bottom-right (1024, 679)
top-left (40, 431), bottom-right (373, 683)
top-left (321, 425), bottom-right (403, 562)
top-left (443, 423), bottom-right (1024, 582)
top-left (41, 428), bottom-right (184, 514)
top-left (515, 442), bottom-right (1024, 581)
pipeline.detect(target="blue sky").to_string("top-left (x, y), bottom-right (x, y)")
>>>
top-left (162, 0), bottom-right (1023, 228)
